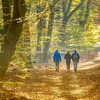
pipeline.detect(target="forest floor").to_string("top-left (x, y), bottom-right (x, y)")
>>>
top-left (0, 59), bottom-right (100, 100)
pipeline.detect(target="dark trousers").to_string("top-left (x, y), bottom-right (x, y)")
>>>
top-left (55, 61), bottom-right (59, 72)
top-left (66, 61), bottom-right (70, 71)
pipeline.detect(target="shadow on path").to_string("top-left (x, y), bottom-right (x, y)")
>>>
top-left (0, 61), bottom-right (100, 100)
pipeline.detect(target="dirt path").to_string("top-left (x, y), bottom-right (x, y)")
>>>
top-left (0, 61), bottom-right (100, 100)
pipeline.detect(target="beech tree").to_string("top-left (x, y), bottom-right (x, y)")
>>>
top-left (42, 0), bottom-right (59, 62)
top-left (59, 0), bottom-right (84, 46)
top-left (36, 1), bottom-right (46, 63)
top-left (0, 0), bottom-right (27, 78)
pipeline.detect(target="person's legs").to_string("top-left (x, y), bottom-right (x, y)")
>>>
top-left (73, 61), bottom-right (78, 72)
top-left (66, 63), bottom-right (68, 70)
top-left (57, 62), bottom-right (59, 72)
top-left (66, 61), bottom-right (70, 71)
top-left (55, 61), bottom-right (59, 72)
top-left (75, 63), bottom-right (77, 72)
top-left (55, 62), bottom-right (57, 71)
top-left (68, 61), bottom-right (70, 71)
top-left (66, 62), bottom-right (70, 71)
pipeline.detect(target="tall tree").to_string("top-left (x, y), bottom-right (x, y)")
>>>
top-left (24, 0), bottom-right (32, 66)
top-left (59, 0), bottom-right (84, 46)
top-left (0, 0), bottom-right (27, 78)
top-left (36, 1), bottom-right (46, 63)
top-left (42, 0), bottom-right (59, 63)
top-left (62, 0), bottom-right (84, 27)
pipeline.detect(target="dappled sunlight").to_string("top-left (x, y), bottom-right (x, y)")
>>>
top-left (71, 89), bottom-right (83, 95)
top-left (81, 61), bottom-right (94, 66)
top-left (79, 63), bottom-right (100, 70)
top-left (15, 91), bottom-right (53, 100)
top-left (15, 92), bottom-right (32, 99)
top-left (78, 60), bottom-right (100, 70)
top-left (0, 60), bottom-right (100, 99)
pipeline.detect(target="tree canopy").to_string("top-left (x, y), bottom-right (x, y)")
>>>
top-left (0, 0), bottom-right (99, 77)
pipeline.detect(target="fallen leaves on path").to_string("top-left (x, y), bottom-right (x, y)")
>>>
top-left (0, 62), bottom-right (100, 100)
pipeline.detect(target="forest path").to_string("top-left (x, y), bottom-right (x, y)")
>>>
top-left (0, 60), bottom-right (100, 100)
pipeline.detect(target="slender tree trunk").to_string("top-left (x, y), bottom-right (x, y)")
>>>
top-left (36, 1), bottom-right (46, 63)
top-left (24, 22), bottom-right (31, 66)
top-left (42, 0), bottom-right (59, 63)
top-left (36, 19), bottom-right (43, 62)
top-left (42, 2), bottom-right (55, 63)
top-left (24, 0), bottom-right (32, 66)
top-left (0, 0), bottom-right (26, 78)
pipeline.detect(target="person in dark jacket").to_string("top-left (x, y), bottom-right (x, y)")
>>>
top-left (64, 51), bottom-right (72, 71)
top-left (53, 50), bottom-right (61, 72)
top-left (72, 50), bottom-right (80, 72)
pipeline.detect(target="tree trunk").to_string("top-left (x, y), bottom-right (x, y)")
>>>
top-left (79, 0), bottom-right (90, 28)
top-left (24, 21), bottom-right (31, 66)
top-left (42, 2), bottom-right (55, 63)
top-left (36, 19), bottom-right (42, 62)
top-left (0, 0), bottom-right (26, 78)
top-left (24, 0), bottom-right (32, 66)
top-left (36, 1), bottom-right (46, 63)
top-left (62, 0), bottom-right (72, 27)
top-left (62, 0), bottom-right (84, 27)
top-left (60, 0), bottom-right (84, 45)
top-left (2, 0), bottom-right (11, 34)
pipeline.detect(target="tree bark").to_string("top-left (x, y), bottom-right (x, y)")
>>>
top-left (62, 0), bottom-right (72, 27)
top-left (2, 0), bottom-right (11, 34)
top-left (42, 0), bottom-right (59, 63)
top-left (24, 0), bottom-right (32, 66)
top-left (36, 1), bottom-right (46, 63)
top-left (59, 0), bottom-right (84, 46)
top-left (62, 0), bottom-right (84, 27)
top-left (42, 1), bottom-right (55, 63)
top-left (79, 0), bottom-right (91, 28)
top-left (0, 0), bottom-right (27, 78)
